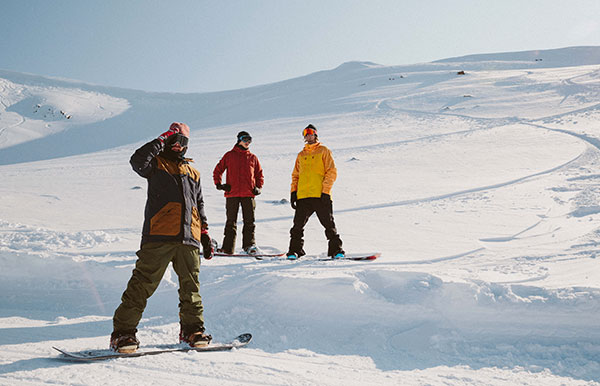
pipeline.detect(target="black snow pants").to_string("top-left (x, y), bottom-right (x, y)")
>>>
top-left (288, 195), bottom-right (344, 257)
top-left (221, 197), bottom-right (256, 253)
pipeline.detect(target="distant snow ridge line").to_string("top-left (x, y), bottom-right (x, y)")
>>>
top-left (0, 220), bottom-right (118, 252)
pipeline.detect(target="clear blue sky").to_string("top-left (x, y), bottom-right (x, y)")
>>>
top-left (1, 0), bottom-right (599, 93)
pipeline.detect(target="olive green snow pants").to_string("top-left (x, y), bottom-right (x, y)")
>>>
top-left (112, 242), bottom-right (205, 334)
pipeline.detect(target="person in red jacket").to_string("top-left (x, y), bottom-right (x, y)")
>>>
top-left (213, 131), bottom-right (264, 255)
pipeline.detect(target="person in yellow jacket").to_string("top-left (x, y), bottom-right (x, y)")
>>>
top-left (286, 124), bottom-right (345, 259)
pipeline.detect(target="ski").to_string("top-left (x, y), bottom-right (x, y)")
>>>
top-left (53, 333), bottom-right (252, 361)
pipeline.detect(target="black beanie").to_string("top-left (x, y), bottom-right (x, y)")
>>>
top-left (237, 131), bottom-right (251, 142)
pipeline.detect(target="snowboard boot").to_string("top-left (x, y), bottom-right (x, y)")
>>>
top-left (110, 331), bottom-right (140, 353)
top-left (244, 245), bottom-right (260, 256)
top-left (217, 247), bottom-right (234, 255)
top-left (179, 329), bottom-right (212, 348)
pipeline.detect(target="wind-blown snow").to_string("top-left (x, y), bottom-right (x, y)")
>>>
top-left (1, 46), bottom-right (600, 385)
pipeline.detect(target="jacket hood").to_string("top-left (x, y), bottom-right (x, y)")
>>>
top-left (303, 142), bottom-right (321, 152)
top-left (233, 144), bottom-right (250, 153)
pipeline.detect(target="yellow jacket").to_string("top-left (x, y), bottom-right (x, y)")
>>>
top-left (291, 142), bottom-right (337, 199)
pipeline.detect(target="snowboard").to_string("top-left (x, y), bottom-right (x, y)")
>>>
top-left (53, 333), bottom-right (252, 361)
top-left (214, 251), bottom-right (284, 260)
top-left (214, 251), bottom-right (380, 261)
top-left (288, 252), bottom-right (380, 261)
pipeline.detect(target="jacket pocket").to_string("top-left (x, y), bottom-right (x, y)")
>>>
top-left (150, 202), bottom-right (181, 236)
top-left (191, 206), bottom-right (202, 241)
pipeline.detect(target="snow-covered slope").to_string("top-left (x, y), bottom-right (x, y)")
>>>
top-left (1, 47), bottom-right (600, 385)
top-left (436, 46), bottom-right (600, 67)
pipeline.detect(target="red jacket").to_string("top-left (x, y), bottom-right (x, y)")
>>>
top-left (213, 145), bottom-right (264, 198)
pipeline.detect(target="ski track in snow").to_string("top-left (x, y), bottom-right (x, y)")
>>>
top-left (1, 48), bottom-right (600, 385)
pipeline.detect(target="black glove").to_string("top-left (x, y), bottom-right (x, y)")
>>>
top-left (290, 191), bottom-right (297, 209)
top-left (321, 193), bottom-right (331, 203)
top-left (216, 183), bottom-right (231, 192)
top-left (201, 232), bottom-right (214, 259)
top-left (253, 187), bottom-right (262, 196)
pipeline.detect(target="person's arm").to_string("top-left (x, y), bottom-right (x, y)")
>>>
top-left (130, 127), bottom-right (178, 178)
top-left (254, 156), bottom-right (264, 189)
top-left (321, 148), bottom-right (337, 195)
top-left (213, 154), bottom-right (232, 191)
top-left (196, 180), bottom-right (208, 225)
top-left (197, 179), bottom-right (214, 259)
top-left (289, 155), bottom-right (300, 209)
top-left (290, 155), bottom-right (300, 193)
top-left (130, 139), bottom-right (163, 178)
top-left (213, 154), bottom-right (227, 185)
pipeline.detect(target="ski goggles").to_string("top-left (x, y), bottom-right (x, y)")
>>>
top-left (239, 135), bottom-right (252, 143)
top-left (302, 127), bottom-right (316, 137)
top-left (171, 133), bottom-right (189, 148)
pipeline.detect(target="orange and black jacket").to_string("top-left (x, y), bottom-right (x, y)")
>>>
top-left (130, 138), bottom-right (207, 248)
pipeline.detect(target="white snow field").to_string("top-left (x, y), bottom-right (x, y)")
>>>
top-left (1, 46), bottom-right (600, 385)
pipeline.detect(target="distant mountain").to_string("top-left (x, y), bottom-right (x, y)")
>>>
top-left (1, 46), bottom-right (599, 165)
top-left (435, 46), bottom-right (600, 67)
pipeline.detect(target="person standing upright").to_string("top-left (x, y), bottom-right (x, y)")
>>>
top-left (111, 122), bottom-right (214, 353)
top-left (213, 131), bottom-right (264, 255)
top-left (287, 124), bottom-right (344, 260)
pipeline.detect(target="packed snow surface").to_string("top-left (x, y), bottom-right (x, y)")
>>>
top-left (1, 46), bottom-right (600, 385)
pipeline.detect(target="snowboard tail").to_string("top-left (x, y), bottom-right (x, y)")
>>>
top-left (315, 252), bottom-right (380, 261)
top-left (53, 333), bottom-right (252, 361)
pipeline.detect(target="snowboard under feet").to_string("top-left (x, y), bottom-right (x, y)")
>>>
top-left (53, 333), bottom-right (252, 361)
top-left (284, 252), bottom-right (380, 261)
top-left (311, 252), bottom-right (380, 261)
top-left (214, 251), bottom-right (380, 262)
top-left (214, 251), bottom-right (285, 260)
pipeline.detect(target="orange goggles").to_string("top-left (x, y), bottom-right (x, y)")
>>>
top-left (302, 128), bottom-right (316, 137)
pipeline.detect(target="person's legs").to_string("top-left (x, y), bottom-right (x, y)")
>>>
top-left (112, 242), bottom-right (174, 334)
top-left (171, 244), bottom-right (205, 334)
top-left (287, 199), bottom-right (315, 257)
top-left (221, 197), bottom-right (240, 253)
top-left (315, 196), bottom-right (344, 256)
top-left (240, 197), bottom-right (256, 250)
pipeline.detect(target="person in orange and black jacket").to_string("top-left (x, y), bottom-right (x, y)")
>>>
top-left (111, 122), bottom-right (214, 354)
top-left (286, 124), bottom-right (345, 260)
top-left (213, 131), bottom-right (264, 255)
